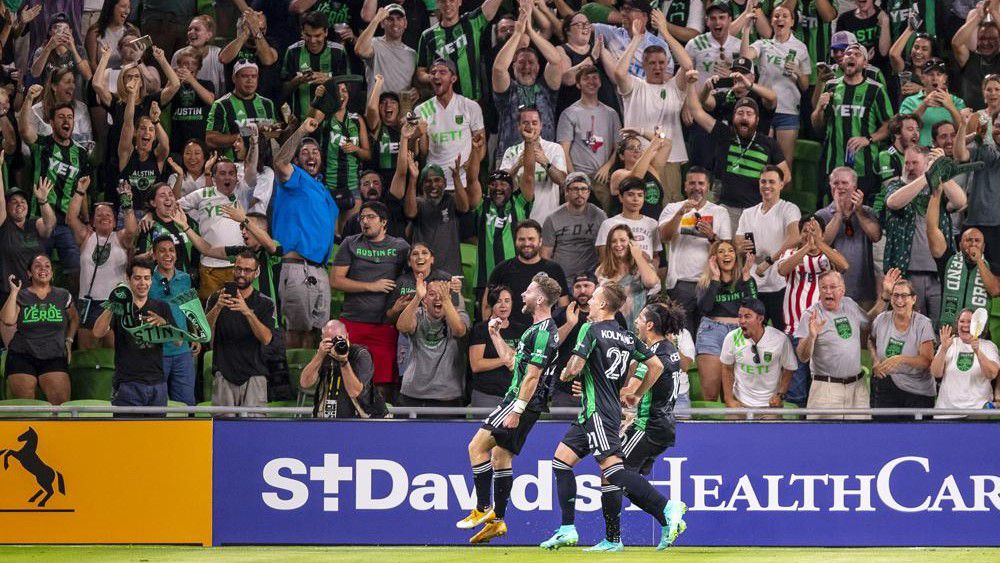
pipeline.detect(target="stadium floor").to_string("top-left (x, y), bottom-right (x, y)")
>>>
top-left (1, 546), bottom-right (998, 562)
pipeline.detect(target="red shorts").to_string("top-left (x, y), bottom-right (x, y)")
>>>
top-left (342, 319), bottom-right (398, 385)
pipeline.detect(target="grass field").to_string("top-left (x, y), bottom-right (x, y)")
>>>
top-left (1, 546), bottom-right (998, 563)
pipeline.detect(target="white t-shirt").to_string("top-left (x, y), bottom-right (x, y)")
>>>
top-left (658, 200), bottom-right (732, 289)
top-left (416, 93), bottom-right (484, 191)
top-left (720, 326), bottom-right (798, 407)
top-left (178, 186), bottom-right (250, 268)
top-left (235, 163), bottom-right (275, 216)
top-left (595, 214), bottom-right (662, 261)
top-left (684, 32), bottom-right (742, 88)
top-left (935, 340), bottom-right (999, 411)
top-left (78, 231), bottom-right (129, 300)
top-left (661, 0), bottom-right (705, 33)
top-left (736, 199), bottom-right (801, 292)
top-left (167, 172), bottom-right (209, 197)
top-left (674, 328), bottom-right (696, 396)
top-left (499, 139), bottom-right (567, 222)
top-left (750, 35), bottom-right (811, 115)
top-left (620, 75), bottom-right (688, 163)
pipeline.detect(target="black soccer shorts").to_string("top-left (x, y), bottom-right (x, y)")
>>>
top-left (482, 399), bottom-right (541, 455)
top-left (561, 413), bottom-right (622, 462)
top-left (620, 424), bottom-right (674, 476)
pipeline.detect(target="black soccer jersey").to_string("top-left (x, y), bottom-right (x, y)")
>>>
top-left (503, 317), bottom-right (559, 412)
top-left (572, 319), bottom-right (653, 425)
top-left (634, 338), bottom-right (681, 443)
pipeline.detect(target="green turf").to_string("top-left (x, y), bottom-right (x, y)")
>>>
top-left (1, 546), bottom-right (998, 563)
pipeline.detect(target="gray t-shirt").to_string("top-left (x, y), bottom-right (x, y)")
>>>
top-left (908, 205), bottom-right (937, 272)
top-left (967, 142), bottom-right (1000, 227)
top-left (333, 234), bottom-right (410, 323)
top-left (412, 195), bottom-right (462, 277)
top-left (794, 297), bottom-right (870, 379)
top-left (542, 203), bottom-right (607, 285)
top-left (870, 311), bottom-right (937, 396)
top-left (364, 37), bottom-right (417, 97)
top-left (815, 204), bottom-right (877, 304)
top-left (556, 100), bottom-right (621, 175)
top-left (400, 306), bottom-right (470, 400)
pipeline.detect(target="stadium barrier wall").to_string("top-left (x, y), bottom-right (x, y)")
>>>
top-left (213, 420), bottom-right (1000, 547)
top-left (0, 420), bottom-right (212, 545)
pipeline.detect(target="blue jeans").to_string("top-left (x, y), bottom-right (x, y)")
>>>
top-left (44, 223), bottom-right (81, 273)
top-left (164, 352), bottom-right (196, 405)
top-left (787, 337), bottom-right (811, 407)
top-left (111, 380), bottom-right (168, 417)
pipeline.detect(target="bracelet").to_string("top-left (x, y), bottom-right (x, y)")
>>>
top-left (74, 190), bottom-right (86, 196)
top-left (512, 399), bottom-right (527, 414)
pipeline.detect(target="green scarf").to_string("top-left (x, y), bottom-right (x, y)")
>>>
top-left (940, 254), bottom-right (990, 327)
top-left (103, 285), bottom-right (212, 343)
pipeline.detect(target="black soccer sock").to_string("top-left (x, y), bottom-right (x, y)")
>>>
top-left (472, 460), bottom-right (493, 511)
top-left (603, 463), bottom-right (668, 526)
top-left (493, 467), bottom-right (513, 519)
top-left (601, 484), bottom-right (623, 543)
top-left (552, 458), bottom-right (577, 526)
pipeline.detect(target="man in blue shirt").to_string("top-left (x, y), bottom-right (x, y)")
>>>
top-left (150, 234), bottom-right (197, 405)
top-left (273, 116), bottom-right (341, 348)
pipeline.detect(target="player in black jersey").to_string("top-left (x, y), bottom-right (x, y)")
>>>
top-left (587, 300), bottom-right (688, 552)
top-left (458, 273), bottom-right (563, 544)
top-left (541, 281), bottom-right (684, 551)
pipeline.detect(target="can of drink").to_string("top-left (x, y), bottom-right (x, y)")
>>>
top-left (898, 71), bottom-right (912, 85)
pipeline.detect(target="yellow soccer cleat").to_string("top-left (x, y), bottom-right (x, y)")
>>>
top-left (470, 519), bottom-right (508, 544)
top-left (456, 507), bottom-right (495, 529)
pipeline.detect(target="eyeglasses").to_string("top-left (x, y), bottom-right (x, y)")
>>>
top-left (751, 343), bottom-right (761, 364)
top-left (234, 266), bottom-right (257, 274)
top-left (890, 292), bottom-right (913, 299)
top-left (358, 213), bottom-right (382, 222)
top-left (570, 21), bottom-right (592, 29)
top-left (565, 185), bottom-right (590, 192)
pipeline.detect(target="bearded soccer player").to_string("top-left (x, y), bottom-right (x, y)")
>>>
top-left (586, 300), bottom-right (686, 552)
top-left (542, 281), bottom-right (685, 551)
top-left (459, 272), bottom-right (563, 543)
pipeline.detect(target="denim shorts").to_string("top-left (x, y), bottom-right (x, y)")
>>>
top-left (696, 317), bottom-right (739, 356)
top-left (772, 113), bottom-right (800, 131)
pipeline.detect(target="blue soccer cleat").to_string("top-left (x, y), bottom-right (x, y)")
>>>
top-left (540, 525), bottom-right (579, 550)
top-left (656, 500), bottom-right (688, 551)
top-left (584, 539), bottom-right (624, 552)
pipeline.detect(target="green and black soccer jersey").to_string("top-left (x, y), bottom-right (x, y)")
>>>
top-left (475, 192), bottom-right (531, 288)
top-left (416, 7), bottom-right (491, 99)
top-left (573, 319), bottom-right (654, 425)
top-left (883, 0), bottom-right (936, 40)
top-left (30, 135), bottom-right (92, 216)
top-left (281, 40), bottom-right (351, 120)
top-left (205, 92), bottom-right (277, 161)
top-left (633, 339), bottom-right (681, 445)
top-left (820, 77), bottom-right (894, 182)
top-left (503, 317), bottom-right (559, 412)
top-left (318, 112), bottom-right (363, 196)
top-left (708, 120), bottom-right (786, 208)
top-left (877, 146), bottom-right (903, 184)
top-left (793, 0), bottom-right (836, 84)
top-left (371, 123), bottom-right (400, 183)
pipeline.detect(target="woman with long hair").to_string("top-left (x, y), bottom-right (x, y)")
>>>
top-left (30, 67), bottom-right (93, 146)
top-left (556, 11), bottom-right (619, 117)
top-left (932, 308), bottom-right (1000, 415)
top-left (29, 13), bottom-right (92, 83)
top-left (166, 139), bottom-right (214, 198)
top-left (386, 242), bottom-right (459, 324)
top-left (118, 82), bottom-right (169, 215)
top-left (1, 254), bottom-right (79, 404)
top-left (609, 133), bottom-right (669, 219)
top-left (695, 239), bottom-right (757, 401)
top-left (84, 0), bottom-right (134, 70)
top-left (469, 285), bottom-right (526, 407)
top-left (888, 23), bottom-right (935, 102)
top-left (595, 224), bottom-right (660, 330)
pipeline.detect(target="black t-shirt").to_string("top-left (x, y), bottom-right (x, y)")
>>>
top-left (710, 88), bottom-right (775, 139)
top-left (0, 217), bottom-right (45, 290)
top-left (313, 344), bottom-right (376, 418)
top-left (469, 320), bottom-right (527, 396)
top-left (835, 10), bottom-right (883, 63)
top-left (709, 120), bottom-right (785, 208)
top-left (549, 305), bottom-right (627, 396)
top-left (557, 45), bottom-right (622, 119)
top-left (206, 289), bottom-right (276, 385)
top-left (412, 194), bottom-right (463, 277)
top-left (104, 93), bottom-right (159, 195)
top-left (120, 150), bottom-right (166, 212)
top-left (112, 298), bottom-right (173, 384)
top-left (487, 257), bottom-right (569, 327)
top-left (169, 79), bottom-right (216, 154)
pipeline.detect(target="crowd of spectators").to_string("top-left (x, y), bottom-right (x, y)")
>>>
top-left (0, 0), bottom-right (998, 418)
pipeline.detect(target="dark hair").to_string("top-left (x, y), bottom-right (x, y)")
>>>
top-left (302, 11), bottom-right (328, 30)
top-left (514, 46), bottom-right (538, 63)
top-left (931, 120), bottom-right (957, 140)
top-left (889, 113), bottom-right (921, 137)
top-left (518, 105), bottom-right (541, 121)
top-left (642, 300), bottom-right (685, 336)
top-left (50, 101), bottom-right (75, 120)
top-left (619, 176), bottom-right (645, 194)
top-left (685, 165), bottom-right (712, 183)
top-left (515, 219), bottom-right (543, 237)
top-left (617, 133), bottom-right (642, 157)
top-left (360, 200), bottom-right (389, 222)
top-left (128, 258), bottom-right (155, 278)
top-left (486, 284), bottom-right (512, 308)
top-left (234, 248), bottom-right (259, 267)
top-left (152, 234), bottom-right (174, 249)
top-left (575, 65), bottom-right (600, 84)
top-left (561, 11), bottom-right (589, 37)
top-left (761, 164), bottom-right (784, 181)
top-left (94, 0), bottom-right (138, 37)
top-left (798, 213), bottom-right (828, 231)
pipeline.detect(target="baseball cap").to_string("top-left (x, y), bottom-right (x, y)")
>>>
top-left (564, 171), bottom-right (592, 188)
top-left (843, 42), bottom-right (868, 60)
top-left (488, 169), bottom-right (514, 186)
top-left (622, 0), bottom-right (653, 14)
top-left (385, 3), bottom-right (406, 16)
top-left (430, 57), bottom-right (457, 75)
top-left (419, 163), bottom-right (445, 182)
top-left (705, 0), bottom-right (730, 15)
top-left (4, 187), bottom-right (27, 200)
top-left (830, 30), bottom-right (858, 50)
top-left (739, 297), bottom-right (767, 317)
top-left (378, 91), bottom-right (400, 104)
top-left (734, 96), bottom-right (759, 115)
top-left (233, 60), bottom-right (259, 78)
top-left (923, 57), bottom-right (947, 74)
top-left (731, 55), bottom-right (753, 74)
top-left (571, 272), bottom-right (598, 286)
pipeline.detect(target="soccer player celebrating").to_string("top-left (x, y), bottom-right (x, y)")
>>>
top-left (459, 273), bottom-right (563, 543)
top-left (542, 281), bottom-right (685, 551)
top-left (587, 300), bottom-right (686, 552)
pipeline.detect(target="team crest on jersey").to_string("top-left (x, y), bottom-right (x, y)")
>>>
top-left (834, 317), bottom-right (852, 339)
top-left (956, 352), bottom-right (974, 372)
top-left (762, 351), bottom-right (772, 363)
top-left (659, 89), bottom-right (666, 100)
top-left (885, 338), bottom-right (904, 358)
top-left (455, 114), bottom-right (464, 125)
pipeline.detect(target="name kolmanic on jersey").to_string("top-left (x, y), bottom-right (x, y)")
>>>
top-left (260, 454), bottom-right (1000, 513)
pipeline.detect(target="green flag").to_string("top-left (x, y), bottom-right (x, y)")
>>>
top-left (103, 285), bottom-right (212, 344)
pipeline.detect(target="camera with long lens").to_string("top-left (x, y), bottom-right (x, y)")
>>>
top-left (332, 336), bottom-right (350, 356)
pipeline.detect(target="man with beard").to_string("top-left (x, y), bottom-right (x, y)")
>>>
top-left (720, 298), bottom-right (797, 412)
top-left (927, 223), bottom-right (1000, 329)
top-left (206, 250), bottom-right (276, 411)
top-left (416, 58), bottom-right (485, 192)
top-left (541, 173), bottom-right (607, 288)
top-left (499, 106), bottom-right (567, 222)
top-left (811, 43), bottom-right (893, 205)
top-left (953, 2), bottom-right (1000, 111)
top-left (272, 117), bottom-right (339, 349)
top-left (483, 220), bottom-right (569, 327)
top-left (343, 170), bottom-right (407, 238)
top-left (899, 58), bottom-right (967, 147)
top-left (415, 0), bottom-right (504, 99)
top-left (473, 170), bottom-right (532, 316)
top-left (149, 235), bottom-right (198, 406)
top-left (459, 273), bottom-right (562, 544)
top-left (878, 114), bottom-right (921, 184)
top-left (686, 68), bottom-right (788, 231)
top-left (954, 103), bottom-right (1000, 272)
top-left (355, 4), bottom-right (415, 98)
top-left (658, 167), bottom-right (732, 333)
top-left (281, 11), bottom-right (352, 121)
top-left (364, 75), bottom-right (403, 187)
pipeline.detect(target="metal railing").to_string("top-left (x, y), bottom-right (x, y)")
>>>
top-left (0, 405), bottom-right (997, 420)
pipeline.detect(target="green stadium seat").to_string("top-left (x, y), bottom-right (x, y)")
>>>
top-left (690, 400), bottom-right (725, 420)
top-left (287, 348), bottom-right (317, 407)
top-left (782, 401), bottom-right (802, 421)
top-left (59, 399), bottom-right (113, 418)
top-left (202, 350), bottom-right (214, 402)
top-left (194, 400), bottom-right (213, 418)
top-left (0, 399), bottom-right (52, 417)
top-left (69, 348), bottom-right (116, 401)
top-left (686, 368), bottom-right (703, 402)
top-left (789, 139), bottom-right (822, 213)
top-left (167, 400), bottom-right (189, 418)
top-left (461, 242), bottom-right (478, 290)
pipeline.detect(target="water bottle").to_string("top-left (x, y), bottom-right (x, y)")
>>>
top-left (783, 50), bottom-right (797, 77)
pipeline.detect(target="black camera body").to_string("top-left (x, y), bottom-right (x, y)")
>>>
top-left (332, 336), bottom-right (350, 356)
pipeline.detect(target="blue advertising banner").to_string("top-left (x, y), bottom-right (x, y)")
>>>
top-left (213, 421), bottom-right (1000, 546)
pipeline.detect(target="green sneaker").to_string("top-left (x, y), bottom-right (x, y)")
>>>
top-left (540, 525), bottom-right (579, 550)
top-left (584, 539), bottom-right (624, 552)
top-left (656, 500), bottom-right (688, 551)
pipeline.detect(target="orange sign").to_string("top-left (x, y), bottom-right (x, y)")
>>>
top-left (0, 421), bottom-right (211, 545)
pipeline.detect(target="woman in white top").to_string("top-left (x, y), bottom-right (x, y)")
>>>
top-left (932, 309), bottom-right (1000, 414)
top-left (170, 15), bottom-right (226, 96)
top-left (66, 178), bottom-right (137, 349)
top-left (167, 139), bottom-right (212, 197)
top-left (84, 0), bottom-right (134, 70)
top-left (29, 68), bottom-right (94, 147)
top-left (596, 224), bottom-right (660, 331)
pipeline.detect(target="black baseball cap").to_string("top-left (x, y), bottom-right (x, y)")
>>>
top-left (378, 91), bottom-right (400, 104)
top-left (4, 187), bottom-right (27, 200)
top-left (731, 55), bottom-right (754, 74)
top-left (572, 272), bottom-right (598, 285)
top-left (740, 298), bottom-right (767, 316)
top-left (923, 58), bottom-right (947, 74)
top-left (705, 1), bottom-right (731, 15)
top-left (734, 96), bottom-right (759, 115)
top-left (488, 170), bottom-right (514, 186)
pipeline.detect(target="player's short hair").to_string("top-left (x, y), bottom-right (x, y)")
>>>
top-left (531, 272), bottom-right (563, 307)
top-left (643, 300), bottom-right (685, 336)
top-left (600, 281), bottom-right (627, 313)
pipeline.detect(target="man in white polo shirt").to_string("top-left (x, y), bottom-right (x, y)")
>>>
top-left (720, 298), bottom-right (797, 413)
top-left (499, 106), bottom-right (567, 222)
top-left (416, 58), bottom-right (485, 191)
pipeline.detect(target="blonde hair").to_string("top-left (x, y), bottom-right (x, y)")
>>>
top-left (697, 239), bottom-right (744, 290)
top-left (596, 224), bottom-right (637, 280)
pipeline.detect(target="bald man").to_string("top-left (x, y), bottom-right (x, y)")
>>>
top-left (299, 320), bottom-right (381, 418)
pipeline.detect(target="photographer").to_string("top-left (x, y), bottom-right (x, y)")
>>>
top-left (300, 320), bottom-right (387, 419)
